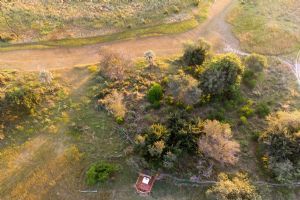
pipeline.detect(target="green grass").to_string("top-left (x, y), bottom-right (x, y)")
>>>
top-left (0, 18), bottom-right (199, 52)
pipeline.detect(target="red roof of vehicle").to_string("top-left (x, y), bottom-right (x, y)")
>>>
top-left (135, 173), bottom-right (157, 195)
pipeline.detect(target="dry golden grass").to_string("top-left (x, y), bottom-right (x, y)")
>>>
top-left (227, 0), bottom-right (300, 55)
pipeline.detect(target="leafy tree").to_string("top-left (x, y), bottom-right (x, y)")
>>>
top-left (198, 120), bottom-right (240, 165)
top-left (207, 173), bottom-right (262, 200)
top-left (182, 39), bottom-right (210, 66)
top-left (200, 53), bottom-right (244, 97)
top-left (86, 161), bottom-right (120, 185)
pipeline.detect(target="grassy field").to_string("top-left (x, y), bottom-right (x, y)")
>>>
top-left (227, 0), bottom-right (300, 55)
top-left (0, 0), bottom-right (212, 47)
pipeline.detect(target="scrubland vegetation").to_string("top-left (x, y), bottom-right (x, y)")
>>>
top-left (0, 0), bottom-right (300, 199)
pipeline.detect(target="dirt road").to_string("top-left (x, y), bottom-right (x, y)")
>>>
top-left (0, 0), bottom-right (237, 71)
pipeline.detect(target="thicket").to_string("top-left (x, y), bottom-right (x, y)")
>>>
top-left (259, 111), bottom-right (300, 182)
top-left (135, 112), bottom-right (201, 168)
top-left (4, 86), bottom-right (42, 115)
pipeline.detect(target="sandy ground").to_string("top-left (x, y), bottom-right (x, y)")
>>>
top-left (0, 0), bottom-right (238, 71)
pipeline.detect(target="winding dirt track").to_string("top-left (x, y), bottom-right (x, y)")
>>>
top-left (0, 0), bottom-right (237, 71)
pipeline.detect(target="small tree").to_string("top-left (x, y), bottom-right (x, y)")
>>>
top-left (183, 39), bottom-right (210, 66)
top-left (207, 173), bottom-right (262, 200)
top-left (144, 50), bottom-right (156, 67)
top-left (100, 48), bottom-right (131, 80)
top-left (200, 53), bottom-right (244, 97)
top-left (198, 120), bottom-right (240, 165)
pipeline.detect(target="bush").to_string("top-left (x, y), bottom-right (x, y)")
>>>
top-left (200, 53), bottom-right (244, 97)
top-left (255, 102), bottom-right (270, 118)
top-left (86, 161), bottom-right (119, 185)
top-left (245, 53), bottom-right (268, 72)
top-left (182, 39), bottom-right (210, 66)
top-left (239, 100), bottom-right (254, 117)
top-left (5, 86), bottom-right (42, 114)
top-left (242, 69), bottom-right (257, 89)
top-left (240, 116), bottom-right (248, 125)
top-left (207, 173), bottom-right (262, 200)
top-left (198, 120), bottom-right (240, 165)
top-left (98, 90), bottom-right (126, 119)
top-left (259, 111), bottom-right (300, 182)
top-left (147, 83), bottom-right (163, 104)
top-left (166, 72), bottom-right (202, 105)
top-left (100, 48), bottom-right (131, 80)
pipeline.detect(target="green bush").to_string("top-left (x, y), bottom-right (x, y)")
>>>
top-left (208, 108), bottom-right (226, 121)
top-left (86, 161), bottom-right (120, 185)
top-left (147, 83), bottom-right (163, 104)
top-left (200, 53), bottom-right (244, 97)
top-left (5, 86), bottom-right (42, 114)
top-left (255, 102), bottom-right (270, 118)
top-left (239, 100), bottom-right (254, 117)
top-left (240, 116), bottom-right (248, 125)
top-left (182, 39), bottom-right (210, 66)
top-left (242, 69), bottom-right (257, 89)
top-left (245, 53), bottom-right (268, 72)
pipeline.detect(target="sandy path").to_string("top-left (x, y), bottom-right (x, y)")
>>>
top-left (0, 0), bottom-right (237, 71)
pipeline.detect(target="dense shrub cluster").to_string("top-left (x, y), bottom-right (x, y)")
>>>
top-left (166, 71), bottom-right (202, 105)
top-left (200, 53), bottom-right (244, 98)
top-left (86, 161), bottom-right (120, 185)
top-left (135, 113), bottom-right (201, 168)
top-left (207, 173), bottom-right (261, 200)
top-left (260, 111), bottom-right (300, 182)
top-left (4, 86), bottom-right (42, 115)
